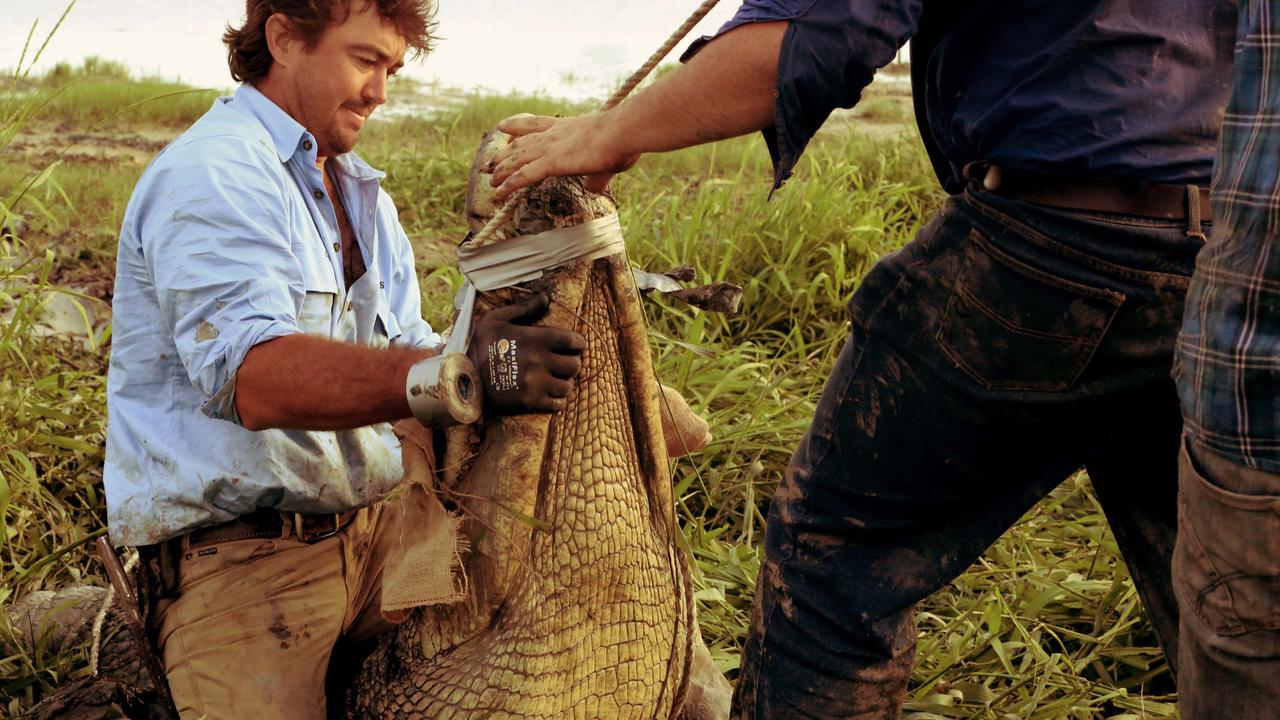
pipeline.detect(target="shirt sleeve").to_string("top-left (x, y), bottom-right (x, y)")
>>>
top-left (682, 0), bottom-right (922, 188)
top-left (379, 191), bottom-right (444, 351)
top-left (137, 138), bottom-right (303, 424)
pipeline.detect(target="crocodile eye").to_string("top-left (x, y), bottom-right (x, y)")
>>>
top-left (550, 196), bottom-right (573, 216)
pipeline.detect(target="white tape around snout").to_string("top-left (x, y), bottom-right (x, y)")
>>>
top-left (456, 213), bottom-right (625, 292)
top-left (444, 212), bottom-right (627, 356)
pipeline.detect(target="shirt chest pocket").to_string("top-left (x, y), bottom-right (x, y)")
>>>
top-left (347, 269), bottom-right (400, 349)
top-left (297, 256), bottom-right (339, 337)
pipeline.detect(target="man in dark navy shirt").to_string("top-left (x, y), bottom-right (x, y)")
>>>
top-left (491, 2), bottom-right (1237, 717)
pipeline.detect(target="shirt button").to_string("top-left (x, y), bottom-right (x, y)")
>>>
top-left (333, 242), bottom-right (340, 252)
top-left (313, 189), bottom-right (324, 200)
top-left (303, 140), bottom-right (313, 151)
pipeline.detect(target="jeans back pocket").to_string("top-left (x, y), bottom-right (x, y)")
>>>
top-left (934, 230), bottom-right (1124, 392)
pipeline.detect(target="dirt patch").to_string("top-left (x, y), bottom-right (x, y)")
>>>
top-left (413, 233), bottom-right (461, 274)
top-left (9, 124), bottom-right (177, 165)
top-left (819, 80), bottom-right (916, 142)
top-left (819, 113), bottom-right (917, 142)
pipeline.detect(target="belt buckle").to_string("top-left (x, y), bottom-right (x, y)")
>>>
top-left (293, 512), bottom-right (341, 543)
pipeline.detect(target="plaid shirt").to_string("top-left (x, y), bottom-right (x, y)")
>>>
top-left (1177, 1), bottom-right (1280, 472)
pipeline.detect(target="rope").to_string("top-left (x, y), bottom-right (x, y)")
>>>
top-left (470, 188), bottom-right (523, 247)
top-left (89, 549), bottom-right (139, 676)
top-left (470, 0), bottom-right (723, 247)
top-left (603, 0), bottom-right (723, 111)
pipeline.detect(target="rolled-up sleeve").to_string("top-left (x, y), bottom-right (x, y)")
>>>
top-left (683, 0), bottom-right (921, 187)
top-left (379, 192), bottom-right (443, 351)
top-left (139, 140), bottom-right (303, 423)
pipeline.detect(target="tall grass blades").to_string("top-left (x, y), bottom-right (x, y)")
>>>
top-left (1, 5), bottom-right (117, 715)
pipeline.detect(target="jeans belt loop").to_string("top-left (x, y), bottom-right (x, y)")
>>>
top-left (962, 161), bottom-right (991, 187)
top-left (1186, 184), bottom-right (1208, 241)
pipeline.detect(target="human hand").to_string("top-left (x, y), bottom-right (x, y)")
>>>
top-left (490, 112), bottom-right (639, 201)
top-left (467, 293), bottom-right (586, 414)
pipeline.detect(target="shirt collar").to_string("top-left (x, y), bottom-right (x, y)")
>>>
top-left (233, 84), bottom-right (387, 181)
top-left (234, 84), bottom-right (307, 163)
top-left (329, 150), bottom-right (386, 181)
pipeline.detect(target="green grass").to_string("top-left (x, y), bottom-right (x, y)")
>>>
top-left (3, 57), bottom-right (220, 129)
top-left (0, 64), bottom-right (1176, 719)
top-left (852, 92), bottom-right (915, 125)
top-left (19, 77), bottom-right (220, 128)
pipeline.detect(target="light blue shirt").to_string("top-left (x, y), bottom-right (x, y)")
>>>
top-left (105, 84), bottom-right (442, 546)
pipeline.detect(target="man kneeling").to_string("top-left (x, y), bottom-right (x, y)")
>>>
top-left (103, 2), bottom-right (584, 717)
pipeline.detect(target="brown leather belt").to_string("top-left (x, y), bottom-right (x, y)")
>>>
top-left (186, 508), bottom-right (358, 549)
top-left (976, 164), bottom-right (1212, 223)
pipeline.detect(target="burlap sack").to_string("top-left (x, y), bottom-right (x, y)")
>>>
top-left (381, 419), bottom-right (467, 613)
top-left (658, 383), bottom-right (712, 458)
top-left (382, 384), bottom-right (705, 612)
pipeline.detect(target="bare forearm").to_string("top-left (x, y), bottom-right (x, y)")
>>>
top-left (234, 333), bottom-right (436, 431)
top-left (490, 21), bottom-right (785, 197)
top-left (604, 21), bottom-right (784, 156)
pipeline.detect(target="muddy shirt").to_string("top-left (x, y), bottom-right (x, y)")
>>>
top-left (685, 0), bottom-right (1236, 191)
top-left (105, 84), bottom-right (442, 546)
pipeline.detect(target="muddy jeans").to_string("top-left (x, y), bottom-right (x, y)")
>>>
top-left (1176, 438), bottom-right (1280, 718)
top-left (154, 503), bottom-right (404, 720)
top-left (731, 181), bottom-right (1206, 718)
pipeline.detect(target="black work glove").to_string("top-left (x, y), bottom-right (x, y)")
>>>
top-left (468, 293), bottom-right (586, 414)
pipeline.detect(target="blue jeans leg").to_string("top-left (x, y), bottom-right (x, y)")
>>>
top-left (731, 186), bottom-right (1199, 719)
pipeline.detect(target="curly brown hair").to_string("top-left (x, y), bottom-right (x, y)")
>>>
top-left (223, 0), bottom-right (436, 84)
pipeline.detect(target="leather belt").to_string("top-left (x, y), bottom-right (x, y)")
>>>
top-left (186, 508), bottom-right (358, 549)
top-left (975, 164), bottom-right (1213, 223)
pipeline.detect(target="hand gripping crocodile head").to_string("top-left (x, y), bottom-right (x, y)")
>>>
top-left (344, 130), bottom-right (730, 719)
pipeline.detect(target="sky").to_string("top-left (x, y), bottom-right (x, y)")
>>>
top-left (0, 0), bottom-right (744, 100)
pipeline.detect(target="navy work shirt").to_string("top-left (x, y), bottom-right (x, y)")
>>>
top-left (685, 0), bottom-right (1238, 192)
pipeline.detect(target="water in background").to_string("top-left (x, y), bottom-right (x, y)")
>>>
top-left (0, 0), bottom-right (742, 101)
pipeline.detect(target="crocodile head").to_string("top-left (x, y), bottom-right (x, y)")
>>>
top-left (464, 129), bottom-right (619, 241)
top-left (347, 129), bottom-right (697, 719)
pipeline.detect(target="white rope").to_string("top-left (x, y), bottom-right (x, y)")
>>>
top-left (469, 0), bottom-right (724, 248)
top-left (89, 549), bottom-right (139, 676)
top-left (603, 0), bottom-right (724, 111)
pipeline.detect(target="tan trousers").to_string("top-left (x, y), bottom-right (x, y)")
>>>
top-left (154, 503), bottom-right (404, 720)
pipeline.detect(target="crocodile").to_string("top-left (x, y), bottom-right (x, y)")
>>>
top-left (7, 129), bottom-right (731, 719)
top-left (343, 129), bottom-right (727, 718)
